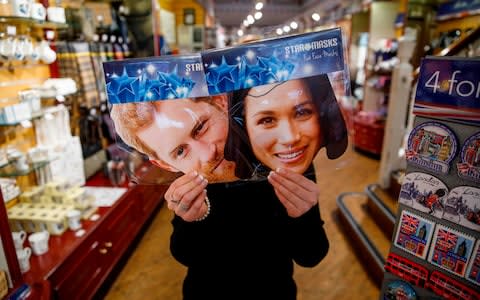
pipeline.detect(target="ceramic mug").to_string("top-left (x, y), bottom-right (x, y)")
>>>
top-left (30, 2), bottom-right (46, 21)
top-left (39, 40), bottom-right (56, 64)
top-left (12, 0), bottom-right (32, 17)
top-left (12, 230), bottom-right (26, 250)
top-left (16, 247), bottom-right (31, 273)
top-left (28, 230), bottom-right (49, 256)
top-left (0, 36), bottom-right (16, 60)
top-left (66, 209), bottom-right (82, 231)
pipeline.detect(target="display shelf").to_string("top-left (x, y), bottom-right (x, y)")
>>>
top-left (0, 16), bottom-right (67, 29)
top-left (435, 26), bottom-right (480, 56)
top-left (0, 160), bottom-right (51, 177)
top-left (0, 111), bottom-right (43, 127)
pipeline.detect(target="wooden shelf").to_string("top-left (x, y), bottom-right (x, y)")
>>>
top-left (0, 16), bottom-right (67, 29)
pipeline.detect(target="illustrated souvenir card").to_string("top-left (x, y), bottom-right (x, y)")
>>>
top-left (398, 172), bottom-right (448, 218)
top-left (103, 28), bottom-right (351, 184)
top-left (457, 132), bottom-right (480, 184)
top-left (443, 186), bottom-right (480, 232)
top-left (428, 224), bottom-right (475, 277)
top-left (394, 210), bottom-right (435, 259)
top-left (466, 240), bottom-right (480, 286)
top-left (405, 121), bottom-right (457, 175)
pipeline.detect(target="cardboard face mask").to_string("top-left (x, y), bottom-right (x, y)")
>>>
top-left (104, 28), bottom-right (349, 184)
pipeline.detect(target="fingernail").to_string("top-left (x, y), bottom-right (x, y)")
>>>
top-left (268, 171), bottom-right (274, 179)
top-left (192, 170), bottom-right (198, 177)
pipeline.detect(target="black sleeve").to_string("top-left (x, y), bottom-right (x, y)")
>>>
top-left (287, 203), bottom-right (329, 267)
top-left (169, 215), bottom-right (213, 267)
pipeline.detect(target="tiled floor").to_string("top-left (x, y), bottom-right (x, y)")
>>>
top-left (104, 143), bottom-right (382, 300)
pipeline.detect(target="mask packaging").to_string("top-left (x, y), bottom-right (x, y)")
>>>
top-left (104, 27), bottom-right (351, 184)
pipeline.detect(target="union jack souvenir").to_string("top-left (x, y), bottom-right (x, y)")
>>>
top-left (428, 224), bottom-right (475, 277)
top-left (406, 122), bottom-right (457, 175)
top-left (398, 172), bottom-right (448, 218)
top-left (466, 240), bottom-right (480, 286)
top-left (394, 210), bottom-right (435, 259)
top-left (457, 132), bottom-right (480, 184)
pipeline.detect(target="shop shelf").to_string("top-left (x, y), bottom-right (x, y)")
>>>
top-left (0, 16), bottom-right (67, 29)
top-left (0, 111), bottom-right (43, 126)
top-left (0, 160), bottom-right (51, 177)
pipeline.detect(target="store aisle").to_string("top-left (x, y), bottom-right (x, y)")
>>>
top-left (104, 143), bottom-right (382, 300)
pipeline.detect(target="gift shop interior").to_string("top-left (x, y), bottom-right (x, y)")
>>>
top-left (0, 0), bottom-right (479, 299)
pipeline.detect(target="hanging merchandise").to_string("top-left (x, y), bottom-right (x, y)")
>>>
top-left (380, 57), bottom-right (480, 300)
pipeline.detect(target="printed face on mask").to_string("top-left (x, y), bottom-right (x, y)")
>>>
top-left (244, 79), bottom-right (323, 174)
top-left (137, 96), bottom-right (237, 182)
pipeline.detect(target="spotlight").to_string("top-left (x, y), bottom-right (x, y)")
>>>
top-left (290, 21), bottom-right (298, 29)
top-left (247, 15), bottom-right (255, 24)
top-left (283, 25), bottom-right (290, 33)
top-left (312, 13), bottom-right (320, 21)
top-left (255, 2), bottom-right (263, 10)
top-left (254, 11), bottom-right (262, 20)
top-left (237, 29), bottom-right (244, 37)
top-left (276, 28), bottom-right (283, 35)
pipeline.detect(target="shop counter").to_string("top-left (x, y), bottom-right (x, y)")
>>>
top-left (21, 165), bottom-right (166, 300)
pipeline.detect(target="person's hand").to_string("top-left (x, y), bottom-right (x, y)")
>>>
top-left (267, 168), bottom-right (319, 218)
top-left (164, 171), bottom-right (209, 222)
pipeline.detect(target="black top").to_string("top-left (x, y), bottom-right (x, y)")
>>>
top-left (170, 172), bottom-right (329, 300)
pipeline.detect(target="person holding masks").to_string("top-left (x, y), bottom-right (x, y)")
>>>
top-left (162, 79), bottom-right (334, 298)
top-left (110, 59), bottom-right (335, 299)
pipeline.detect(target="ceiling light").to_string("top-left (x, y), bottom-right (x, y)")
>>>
top-left (237, 29), bottom-right (244, 37)
top-left (254, 11), bottom-right (262, 20)
top-left (283, 25), bottom-right (290, 33)
top-left (255, 2), bottom-right (263, 10)
top-left (312, 13), bottom-right (320, 21)
top-left (290, 21), bottom-right (298, 29)
top-left (276, 28), bottom-right (283, 35)
top-left (243, 20), bottom-right (249, 27)
top-left (247, 15), bottom-right (255, 24)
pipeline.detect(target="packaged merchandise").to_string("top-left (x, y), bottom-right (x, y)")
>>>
top-left (103, 28), bottom-right (350, 184)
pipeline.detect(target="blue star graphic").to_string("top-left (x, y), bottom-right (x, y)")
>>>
top-left (206, 56), bottom-right (238, 93)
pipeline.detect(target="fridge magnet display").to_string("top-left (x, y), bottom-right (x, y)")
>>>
top-left (405, 121), bottom-right (457, 175)
top-left (457, 131), bottom-right (480, 184)
top-left (383, 280), bottom-right (418, 300)
top-left (427, 224), bottom-right (475, 277)
top-left (103, 28), bottom-right (350, 184)
top-left (466, 240), bottom-right (480, 286)
top-left (398, 172), bottom-right (448, 217)
top-left (394, 210), bottom-right (435, 259)
top-left (443, 186), bottom-right (480, 232)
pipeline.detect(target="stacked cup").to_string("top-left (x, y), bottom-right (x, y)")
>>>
top-left (12, 230), bottom-right (31, 273)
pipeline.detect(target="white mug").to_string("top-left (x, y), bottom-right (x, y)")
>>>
top-left (28, 230), bottom-right (50, 256)
top-left (39, 40), bottom-right (56, 64)
top-left (16, 247), bottom-right (31, 273)
top-left (30, 2), bottom-right (46, 21)
top-left (12, 0), bottom-right (32, 17)
top-left (12, 230), bottom-right (26, 250)
top-left (66, 209), bottom-right (82, 231)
